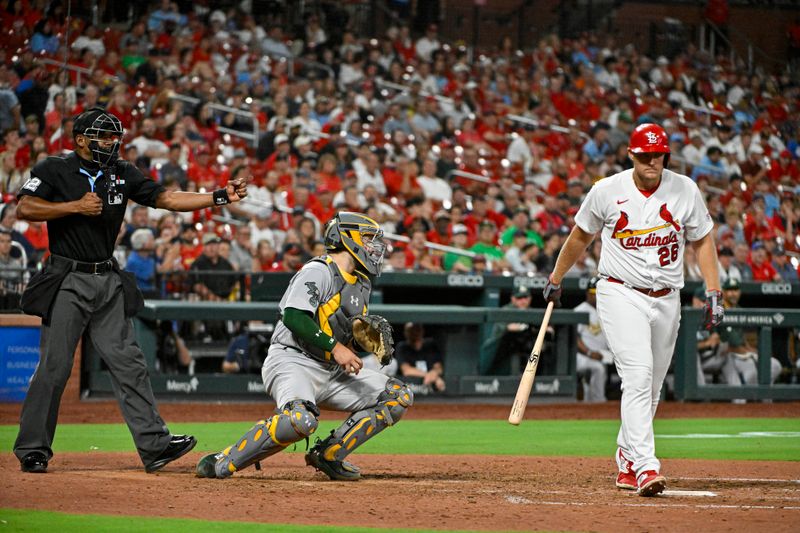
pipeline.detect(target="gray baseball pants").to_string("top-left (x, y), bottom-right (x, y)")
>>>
top-left (13, 271), bottom-right (172, 465)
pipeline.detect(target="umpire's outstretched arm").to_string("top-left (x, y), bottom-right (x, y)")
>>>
top-left (155, 178), bottom-right (248, 211)
top-left (17, 178), bottom-right (249, 222)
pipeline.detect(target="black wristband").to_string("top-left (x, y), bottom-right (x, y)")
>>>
top-left (212, 188), bottom-right (230, 206)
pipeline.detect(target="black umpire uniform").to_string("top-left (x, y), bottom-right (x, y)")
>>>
top-left (13, 108), bottom-right (196, 473)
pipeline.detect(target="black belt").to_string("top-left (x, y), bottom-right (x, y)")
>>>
top-left (604, 276), bottom-right (673, 298)
top-left (50, 255), bottom-right (115, 274)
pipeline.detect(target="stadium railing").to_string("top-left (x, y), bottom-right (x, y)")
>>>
top-left (76, 299), bottom-right (799, 401)
top-left (82, 300), bottom-right (587, 400)
top-left (167, 93), bottom-right (260, 147)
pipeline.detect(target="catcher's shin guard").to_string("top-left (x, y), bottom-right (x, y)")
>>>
top-left (307, 378), bottom-right (413, 479)
top-left (209, 400), bottom-right (319, 478)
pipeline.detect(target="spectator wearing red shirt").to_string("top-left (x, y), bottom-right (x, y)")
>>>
top-left (477, 111), bottom-right (508, 154)
top-left (456, 117), bottom-right (490, 152)
top-left (270, 242), bottom-right (304, 272)
top-left (768, 150), bottom-right (799, 182)
top-left (393, 25), bottom-right (416, 64)
top-left (743, 206), bottom-right (776, 244)
top-left (748, 242), bottom-right (780, 282)
top-left (720, 175), bottom-right (753, 208)
top-left (454, 147), bottom-right (491, 195)
top-left (252, 239), bottom-right (278, 272)
top-left (463, 195), bottom-right (506, 236)
top-left (0, 130), bottom-right (30, 170)
top-left (21, 220), bottom-right (48, 264)
top-left (403, 229), bottom-right (443, 272)
top-left (534, 195), bottom-right (567, 236)
top-left (772, 196), bottom-right (798, 251)
top-left (546, 161), bottom-right (570, 197)
top-left (187, 147), bottom-right (221, 191)
top-left (315, 153), bottom-right (343, 195)
top-left (105, 88), bottom-right (135, 130)
top-left (550, 82), bottom-right (581, 121)
top-left (426, 210), bottom-right (452, 245)
top-left (306, 184), bottom-right (334, 223)
top-left (264, 134), bottom-right (297, 172)
top-left (382, 156), bottom-right (422, 200)
top-left (178, 223), bottom-right (203, 270)
top-left (48, 116), bottom-right (74, 153)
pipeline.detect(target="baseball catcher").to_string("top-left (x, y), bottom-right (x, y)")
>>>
top-left (196, 212), bottom-right (413, 481)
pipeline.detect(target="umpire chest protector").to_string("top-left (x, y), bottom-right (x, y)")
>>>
top-left (300, 257), bottom-right (371, 362)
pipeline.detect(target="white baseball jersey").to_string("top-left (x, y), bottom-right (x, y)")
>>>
top-left (574, 168), bottom-right (713, 290)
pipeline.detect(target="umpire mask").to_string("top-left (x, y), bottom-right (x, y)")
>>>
top-left (324, 212), bottom-right (386, 276)
top-left (74, 107), bottom-right (124, 169)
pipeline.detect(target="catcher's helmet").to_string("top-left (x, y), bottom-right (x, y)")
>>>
top-left (73, 107), bottom-right (124, 169)
top-left (324, 212), bottom-right (386, 276)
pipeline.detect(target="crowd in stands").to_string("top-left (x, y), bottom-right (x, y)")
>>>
top-left (0, 0), bottom-right (799, 306)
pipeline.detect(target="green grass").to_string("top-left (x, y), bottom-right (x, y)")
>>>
top-left (0, 509), bottom-right (499, 533)
top-left (2, 418), bottom-right (798, 461)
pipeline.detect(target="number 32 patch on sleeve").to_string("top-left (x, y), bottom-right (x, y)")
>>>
top-left (22, 178), bottom-right (42, 192)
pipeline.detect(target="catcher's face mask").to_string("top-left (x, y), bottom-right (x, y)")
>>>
top-left (325, 212), bottom-right (386, 276)
top-left (75, 108), bottom-right (124, 169)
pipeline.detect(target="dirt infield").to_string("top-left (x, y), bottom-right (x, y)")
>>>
top-left (1, 451), bottom-right (799, 532)
top-left (2, 398), bottom-right (800, 531)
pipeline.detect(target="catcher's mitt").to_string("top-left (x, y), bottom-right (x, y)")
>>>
top-left (351, 314), bottom-right (394, 365)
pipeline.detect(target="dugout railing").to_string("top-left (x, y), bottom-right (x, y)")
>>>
top-left (674, 308), bottom-right (800, 401)
top-left (5, 272), bottom-right (798, 401)
top-left (81, 301), bottom-right (588, 400)
top-left (82, 300), bottom-right (800, 402)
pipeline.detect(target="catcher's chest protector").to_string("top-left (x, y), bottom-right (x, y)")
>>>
top-left (300, 258), bottom-right (371, 361)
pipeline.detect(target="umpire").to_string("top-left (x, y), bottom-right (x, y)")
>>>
top-left (13, 107), bottom-right (248, 474)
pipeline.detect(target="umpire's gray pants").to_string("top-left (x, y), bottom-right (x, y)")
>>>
top-left (13, 271), bottom-right (172, 466)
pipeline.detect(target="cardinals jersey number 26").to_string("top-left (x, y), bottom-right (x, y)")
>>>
top-left (575, 168), bottom-right (714, 290)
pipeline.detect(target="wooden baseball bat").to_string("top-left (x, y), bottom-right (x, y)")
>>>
top-left (508, 301), bottom-right (554, 425)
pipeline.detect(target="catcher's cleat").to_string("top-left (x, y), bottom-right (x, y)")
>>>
top-left (196, 452), bottom-right (224, 479)
top-left (305, 441), bottom-right (361, 481)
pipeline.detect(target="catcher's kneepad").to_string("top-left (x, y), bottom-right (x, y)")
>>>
top-left (216, 400), bottom-right (320, 477)
top-left (352, 314), bottom-right (395, 365)
top-left (314, 378), bottom-right (414, 463)
top-left (378, 378), bottom-right (414, 423)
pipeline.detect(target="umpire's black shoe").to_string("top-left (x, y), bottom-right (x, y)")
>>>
top-left (20, 452), bottom-right (48, 473)
top-left (145, 435), bottom-right (197, 473)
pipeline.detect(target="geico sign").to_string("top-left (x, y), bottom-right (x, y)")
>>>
top-left (447, 274), bottom-right (484, 287)
top-left (514, 276), bottom-right (548, 289)
top-left (761, 283), bottom-right (792, 295)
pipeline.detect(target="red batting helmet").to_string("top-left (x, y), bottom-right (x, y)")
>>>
top-left (628, 123), bottom-right (670, 155)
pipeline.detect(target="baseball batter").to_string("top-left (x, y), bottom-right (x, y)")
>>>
top-left (544, 123), bottom-right (723, 496)
top-left (196, 212), bottom-right (413, 480)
